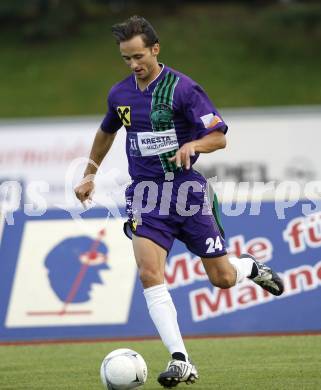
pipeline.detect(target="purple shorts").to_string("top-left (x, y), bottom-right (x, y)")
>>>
top-left (123, 169), bottom-right (226, 258)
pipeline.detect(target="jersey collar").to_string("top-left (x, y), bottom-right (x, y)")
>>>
top-left (134, 63), bottom-right (165, 91)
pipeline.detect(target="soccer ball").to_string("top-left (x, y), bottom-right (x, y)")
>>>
top-left (100, 348), bottom-right (148, 389)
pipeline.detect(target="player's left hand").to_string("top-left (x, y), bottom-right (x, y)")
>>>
top-left (168, 142), bottom-right (196, 169)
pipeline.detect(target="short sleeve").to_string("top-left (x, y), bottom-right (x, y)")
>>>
top-left (184, 84), bottom-right (228, 139)
top-left (100, 93), bottom-right (123, 133)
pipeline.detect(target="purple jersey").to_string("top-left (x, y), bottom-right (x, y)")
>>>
top-left (101, 65), bottom-right (227, 180)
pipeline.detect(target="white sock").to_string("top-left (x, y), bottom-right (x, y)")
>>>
top-left (144, 284), bottom-right (188, 360)
top-left (228, 256), bottom-right (255, 284)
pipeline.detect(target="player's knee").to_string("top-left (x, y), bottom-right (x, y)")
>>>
top-left (208, 271), bottom-right (235, 289)
top-left (139, 267), bottom-right (162, 288)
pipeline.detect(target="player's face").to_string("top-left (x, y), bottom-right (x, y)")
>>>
top-left (120, 35), bottom-right (160, 82)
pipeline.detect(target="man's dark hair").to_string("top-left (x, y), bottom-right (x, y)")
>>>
top-left (111, 16), bottom-right (159, 47)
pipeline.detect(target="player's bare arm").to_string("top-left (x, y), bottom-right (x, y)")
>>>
top-left (168, 130), bottom-right (226, 169)
top-left (74, 129), bottom-right (116, 203)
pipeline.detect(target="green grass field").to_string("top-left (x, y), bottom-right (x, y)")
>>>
top-left (1, 335), bottom-right (321, 389)
top-left (0, 3), bottom-right (321, 118)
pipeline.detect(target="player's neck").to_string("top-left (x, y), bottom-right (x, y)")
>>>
top-left (136, 63), bottom-right (163, 91)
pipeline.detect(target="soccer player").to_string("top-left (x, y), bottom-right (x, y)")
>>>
top-left (75, 16), bottom-right (284, 388)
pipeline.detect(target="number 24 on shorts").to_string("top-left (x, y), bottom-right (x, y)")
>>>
top-left (206, 236), bottom-right (223, 254)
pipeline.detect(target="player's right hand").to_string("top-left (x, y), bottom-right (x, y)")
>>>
top-left (74, 176), bottom-right (95, 206)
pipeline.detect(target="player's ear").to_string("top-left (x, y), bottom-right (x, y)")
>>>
top-left (151, 43), bottom-right (160, 57)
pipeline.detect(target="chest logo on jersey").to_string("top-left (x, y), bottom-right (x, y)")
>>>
top-left (128, 129), bottom-right (178, 157)
top-left (117, 106), bottom-right (131, 126)
top-left (150, 103), bottom-right (174, 129)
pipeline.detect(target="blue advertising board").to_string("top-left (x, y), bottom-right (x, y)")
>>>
top-left (0, 201), bottom-right (320, 342)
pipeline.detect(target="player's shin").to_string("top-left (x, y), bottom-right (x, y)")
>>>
top-left (228, 256), bottom-right (256, 284)
top-left (143, 283), bottom-right (188, 360)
